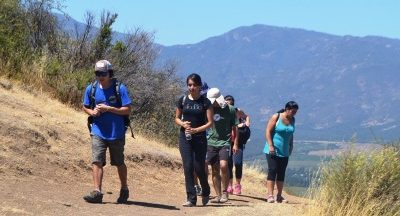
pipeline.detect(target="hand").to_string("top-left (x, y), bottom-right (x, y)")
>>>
top-left (96, 103), bottom-right (111, 113)
top-left (91, 108), bottom-right (101, 117)
top-left (182, 121), bottom-right (191, 129)
top-left (269, 145), bottom-right (275, 155)
top-left (232, 144), bottom-right (239, 154)
top-left (185, 127), bottom-right (198, 135)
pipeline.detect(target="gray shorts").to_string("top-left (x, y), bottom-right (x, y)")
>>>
top-left (92, 135), bottom-right (125, 167)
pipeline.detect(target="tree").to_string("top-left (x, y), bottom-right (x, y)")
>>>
top-left (92, 11), bottom-right (117, 61)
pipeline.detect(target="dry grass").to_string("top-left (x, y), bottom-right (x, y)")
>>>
top-left (306, 148), bottom-right (400, 216)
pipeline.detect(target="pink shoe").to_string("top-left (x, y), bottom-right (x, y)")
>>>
top-left (233, 184), bottom-right (241, 195)
top-left (267, 195), bottom-right (275, 203)
top-left (227, 185), bottom-right (233, 194)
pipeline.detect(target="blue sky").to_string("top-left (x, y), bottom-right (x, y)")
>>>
top-left (62, 0), bottom-right (400, 46)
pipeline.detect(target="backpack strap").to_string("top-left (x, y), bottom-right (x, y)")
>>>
top-left (114, 78), bottom-right (122, 107)
top-left (87, 81), bottom-right (98, 133)
top-left (180, 95), bottom-right (187, 120)
top-left (182, 95), bottom-right (187, 107)
top-left (89, 81), bottom-right (98, 109)
top-left (113, 78), bottom-right (134, 138)
top-left (275, 113), bottom-right (280, 127)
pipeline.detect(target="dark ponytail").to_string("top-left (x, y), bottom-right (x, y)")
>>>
top-left (277, 101), bottom-right (299, 113)
top-left (277, 109), bottom-right (285, 113)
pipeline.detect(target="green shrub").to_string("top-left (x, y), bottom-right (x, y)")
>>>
top-left (308, 146), bottom-right (400, 216)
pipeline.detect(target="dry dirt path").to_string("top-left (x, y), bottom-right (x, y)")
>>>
top-left (0, 81), bottom-right (307, 215)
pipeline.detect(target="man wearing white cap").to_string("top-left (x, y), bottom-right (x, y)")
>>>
top-left (82, 60), bottom-right (132, 204)
top-left (206, 88), bottom-right (239, 203)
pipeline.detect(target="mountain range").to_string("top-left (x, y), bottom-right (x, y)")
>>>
top-left (157, 24), bottom-right (400, 143)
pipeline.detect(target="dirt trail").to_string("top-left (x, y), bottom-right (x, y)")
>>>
top-left (0, 82), bottom-right (307, 216)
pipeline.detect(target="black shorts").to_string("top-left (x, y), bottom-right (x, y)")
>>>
top-left (206, 145), bottom-right (230, 165)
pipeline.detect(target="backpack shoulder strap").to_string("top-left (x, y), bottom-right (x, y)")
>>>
top-left (275, 113), bottom-right (280, 127)
top-left (89, 81), bottom-right (98, 109)
top-left (202, 94), bottom-right (209, 110)
top-left (181, 95), bottom-right (187, 107)
top-left (114, 78), bottom-right (122, 107)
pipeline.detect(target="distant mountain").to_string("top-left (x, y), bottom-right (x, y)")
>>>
top-left (157, 24), bottom-right (400, 142)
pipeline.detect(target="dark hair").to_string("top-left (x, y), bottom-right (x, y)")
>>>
top-left (277, 101), bottom-right (299, 113)
top-left (224, 95), bottom-right (235, 106)
top-left (108, 69), bottom-right (114, 77)
top-left (186, 73), bottom-right (202, 87)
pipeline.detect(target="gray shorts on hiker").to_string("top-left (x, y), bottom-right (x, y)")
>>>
top-left (91, 135), bottom-right (125, 166)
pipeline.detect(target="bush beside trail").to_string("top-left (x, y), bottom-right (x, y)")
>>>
top-left (0, 0), bottom-right (182, 146)
top-left (307, 145), bottom-right (400, 216)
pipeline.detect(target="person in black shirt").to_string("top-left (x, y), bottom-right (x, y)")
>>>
top-left (175, 73), bottom-right (213, 207)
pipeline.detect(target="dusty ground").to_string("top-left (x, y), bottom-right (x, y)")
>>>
top-left (0, 80), bottom-right (308, 216)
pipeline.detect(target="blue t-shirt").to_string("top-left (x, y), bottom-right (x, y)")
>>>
top-left (263, 116), bottom-right (295, 157)
top-left (83, 81), bottom-right (132, 140)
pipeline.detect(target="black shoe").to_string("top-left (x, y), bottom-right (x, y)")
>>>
top-left (202, 195), bottom-right (209, 206)
top-left (117, 188), bottom-right (129, 203)
top-left (83, 190), bottom-right (103, 203)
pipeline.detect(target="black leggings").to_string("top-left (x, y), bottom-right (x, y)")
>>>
top-left (228, 145), bottom-right (244, 180)
top-left (266, 154), bottom-right (289, 181)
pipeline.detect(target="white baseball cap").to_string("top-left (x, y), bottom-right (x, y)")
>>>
top-left (95, 60), bottom-right (113, 72)
top-left (207, 88), bottom-right (226, 108)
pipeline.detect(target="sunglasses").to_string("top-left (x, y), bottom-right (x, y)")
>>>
top-left (95, 71), bottom-right (109, 77)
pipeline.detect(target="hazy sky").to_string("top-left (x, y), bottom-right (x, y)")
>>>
top-left (62, 0), bottom-right (400, 46)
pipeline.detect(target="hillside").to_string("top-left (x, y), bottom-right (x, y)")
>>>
top-left (157, 24), bottom-right (400, 143)
top-left (0, 79), bottom-right (306, 215)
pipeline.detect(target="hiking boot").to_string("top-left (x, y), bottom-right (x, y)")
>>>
top-left (276, 195), bottom-right (288, 203)
top-left (267, 195), bottom-right (275, 203)
top-left (195, 185), bottom-right (203, 196)
top-left (182, 201), bottom-right (195, 207)
top-left (226, 185), bottom-right (233, 194)
top-left (117, 188), bottom-right (129, 204)
top-left (202, 196), bottom-right (209, 206)
top-left (210, 196), bottom-right (221, 203)
top-left (233, 184), bottom-right (242, 195)
top-left (83, 190), bottom-right (103, 203)
top-left (220, 192), bottom-right (229, 203)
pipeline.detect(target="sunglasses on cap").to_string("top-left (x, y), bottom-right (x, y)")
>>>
top-left (95, 71), bottom-right (109, 77)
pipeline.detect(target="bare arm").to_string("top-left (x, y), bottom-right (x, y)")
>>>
top-left (237, 109), bottom-right (251, 127)
top-left (232, 125), bottom-right (239, 153)
top-left (244, 113), bottom-right (250, 127)
top-left (175, 108), bottom-right (191, 129)
top-left (289, 135), bottom-right (294, 155)
top-left (265, 113), bottom-right (279, 154)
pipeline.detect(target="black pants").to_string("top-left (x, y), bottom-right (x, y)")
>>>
top-left (179, 131), bottom-right (210, 204)
top-left (266, 154), bottom-right (289, 181)
top-left (228, 145), bottom-right (244, 180)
